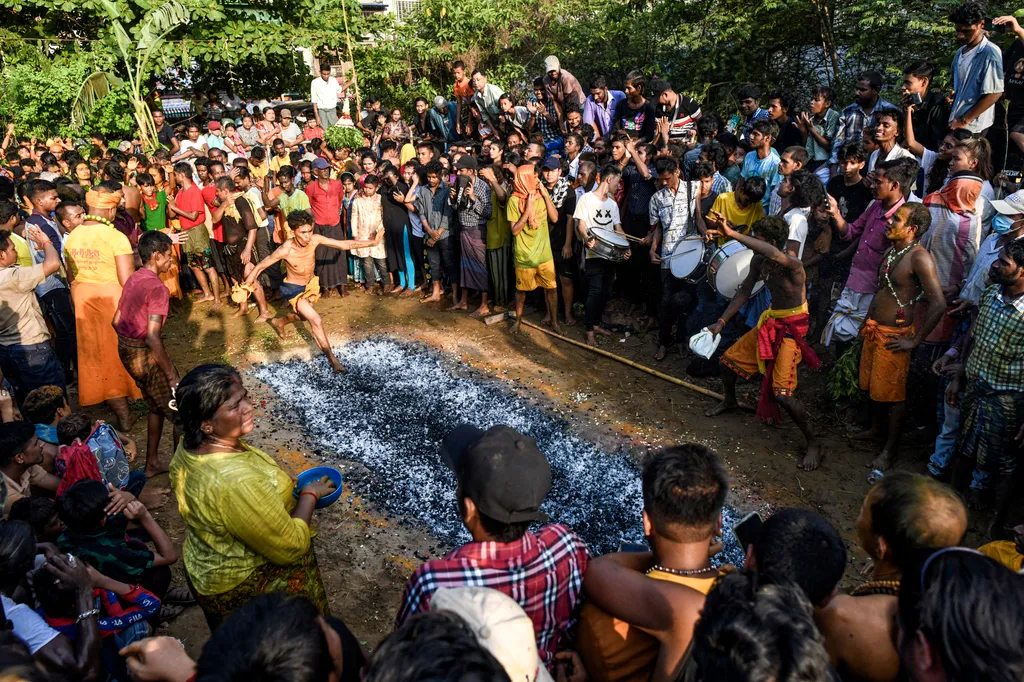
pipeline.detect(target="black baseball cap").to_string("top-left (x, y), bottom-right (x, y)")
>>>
top-left (541, 156), bottom-right (561, 171)
top-left (454, 156), bottom-right (478, 171)
top-left (441, 425), bottom-right (551, 524)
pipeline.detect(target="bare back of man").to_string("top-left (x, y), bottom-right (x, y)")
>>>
top-left (704, 216), bottom-right (824, 470)
top-left (856, 204), bottom-right (944, 470)
top-left (817, 593), bottom-right (900, 682)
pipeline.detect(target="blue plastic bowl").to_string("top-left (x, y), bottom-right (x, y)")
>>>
top-left (293, 466), bottom-right (343, 509)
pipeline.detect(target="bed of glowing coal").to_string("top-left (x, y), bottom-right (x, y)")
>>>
top-left (252, 336), bottom-right (745, 563)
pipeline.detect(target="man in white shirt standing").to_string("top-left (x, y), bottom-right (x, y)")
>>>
top-left (310, 65), bottom-right (343, 129)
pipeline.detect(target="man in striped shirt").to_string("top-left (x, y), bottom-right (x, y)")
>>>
top-left (395, 425), bottom-right (589, 670)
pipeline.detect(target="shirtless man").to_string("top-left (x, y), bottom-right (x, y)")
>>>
top-left (245, 210), bottom-right (382, 373)
top-left (704, 216), bottom-right (824, 471)
top-left (855, 203), bottom-right (944, 470)
top-left (816, 471), bottom-right (966, 682)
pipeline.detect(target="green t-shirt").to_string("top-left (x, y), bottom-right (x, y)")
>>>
top-left (507, 199), bottom-right (553, 269)
top-left (141, 191), bottom-right (168, 231)
top-left (485, 192), bottom-right (511, 250)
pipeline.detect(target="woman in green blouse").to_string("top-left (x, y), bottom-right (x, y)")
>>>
top-left (169, 364), bottom-right (336, 629)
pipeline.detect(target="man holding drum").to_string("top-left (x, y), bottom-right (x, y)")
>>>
top-left (704, 216), bottom-right (825, 471)
top-left (574, 164), bottom-right (631, 346)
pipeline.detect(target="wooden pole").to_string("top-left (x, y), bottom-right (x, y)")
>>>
top-left (340, 0), bottom-right (361, 112)
top-left (516, 318), bottom-right (725, 402)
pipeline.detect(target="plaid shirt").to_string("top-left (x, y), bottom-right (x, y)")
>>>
top-left (966, 284), bottom-right (1024, 391)
top-left (395, 524), bottom-right (589, 667)
top-left (454, 178), bottom-right (492, 228)
top-left (532, 98), bottom-right (562, 144)
top-left (828, 98), bottom-right (898, 164)
top-left (649, 180), bottom-right (700, 268)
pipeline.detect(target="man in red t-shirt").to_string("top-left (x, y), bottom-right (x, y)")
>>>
top-left (168, 162), bottom-right (221, 305)
top-left (200, 160), bottom-right (229, 292)
top-left (112, 231), bottom-right (181, 477)
top-left (304, 158), bottom-right (348, 296)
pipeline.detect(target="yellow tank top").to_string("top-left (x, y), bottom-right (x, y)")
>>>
top-left (577, 569), bottom-right (719, 682)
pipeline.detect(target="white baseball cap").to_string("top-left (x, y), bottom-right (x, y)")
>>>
top-left (991, 189), bottom-right (1024, 216)
top-left (432, 587), bottom-right (555, 682)
top-left (543, 56), bottom-right (560, 73)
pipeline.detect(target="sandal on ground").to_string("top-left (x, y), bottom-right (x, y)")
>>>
top-left (163, 586), bottom-right (197, 605)
top-left (157, 603), bottom-right (186, 622)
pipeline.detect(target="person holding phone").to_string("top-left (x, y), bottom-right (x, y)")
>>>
top-left (901, 62), bottom-right (950, 153)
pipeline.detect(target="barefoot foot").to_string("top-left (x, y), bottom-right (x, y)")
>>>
top-left (705, 401), bottom-right (740, 417)
top-left (470, 306), bottom-right (491, 318)
top-left (869, 449), bottom-right (895, 471)
top-left (654, 345), bottom-right (668, 362)
top-left (801, 443), bottom-right (826, 471)
top-left (268, 317), bottom-right (288, 338)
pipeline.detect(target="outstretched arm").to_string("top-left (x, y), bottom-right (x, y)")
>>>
top-left (709, 221), bottom-right (799, 269)
top-left (313, 229), bottom-right (382, 252)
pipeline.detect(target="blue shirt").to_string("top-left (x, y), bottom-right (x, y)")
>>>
top-left (951, 37), bottom-right (1004, 133)
top-left (741, 149), bottom-right (781, 210)
top-left (582, 90), bottom-right (626, 137)
top-left (25, 212), bottom-right (67, 298)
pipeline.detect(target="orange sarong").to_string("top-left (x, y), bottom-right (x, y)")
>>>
top-left (71, 280), bottom-right (143, 406)
top-left (160, 244), bottom-right (183, 300)
top-left (859, 320), bottom-right (913, 403)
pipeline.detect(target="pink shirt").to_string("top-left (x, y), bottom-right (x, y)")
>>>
top-left (843, 197), bottom-right (905, 295)
top-left (115, 268), bottom-right (169, 339)
top-left (304, 179), bottom-right (343, 226)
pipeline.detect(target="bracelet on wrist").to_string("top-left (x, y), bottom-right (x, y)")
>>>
top-left (76, 608), bottom-right (100, 623)
top-left (300, 490), bottom-right (319, 502)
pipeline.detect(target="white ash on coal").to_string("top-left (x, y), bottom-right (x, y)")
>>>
top-left (252, 336), bottom-right (746, 563)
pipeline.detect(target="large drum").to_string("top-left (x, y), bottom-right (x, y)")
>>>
top-left (589, 228), bottom-right (630, 262)
top-left (668, 237), bottom-right (713, 283)
top-left (707, 240), bottom-right (766, 299)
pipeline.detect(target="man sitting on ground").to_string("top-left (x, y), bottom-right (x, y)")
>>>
top-left (395, 424), bottom-right (588, 670)
top-left (817, 471), bottom-right (967, 682)
top-left (577, 444), bottom-right (728, 682)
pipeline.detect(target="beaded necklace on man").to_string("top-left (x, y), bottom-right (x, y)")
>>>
top-left (82, 214), bottom-right (116, 230)
top-left (881, 241), bottom-right (923, 324)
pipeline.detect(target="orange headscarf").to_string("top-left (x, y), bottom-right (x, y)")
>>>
top-left (85, 188), bottom-right (124, 210)
top-left (512, 164), bottom-right (541, 228)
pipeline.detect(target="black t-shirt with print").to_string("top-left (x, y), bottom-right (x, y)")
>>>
top-left (613, 99), bottom-right (656, 141)
top-left (1004, 39), bottom-right (1024, 105)
top-left (826, 176), bottom-right (872, 224)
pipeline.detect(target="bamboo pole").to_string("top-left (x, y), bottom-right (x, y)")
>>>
top-left (340, 0), bottom-right (361, 112)
top-left (517, 319), bottom-right (725, 402)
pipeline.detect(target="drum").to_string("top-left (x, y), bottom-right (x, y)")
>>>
top-left (707, 240), bottom-right (766, 299)
top-left (669, 237), bottom-right (713, 283)
top-left (589, 228), bottom-right (630, 262)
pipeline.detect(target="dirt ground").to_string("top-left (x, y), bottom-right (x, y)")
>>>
top-left (73, 288), bottom-right (984, 658)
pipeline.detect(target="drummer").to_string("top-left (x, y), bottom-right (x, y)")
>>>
top-left (574, 164), bottom-right (631, 346)
top-left (648, 156), bottom-right (707, 362)
top-left (703, 216), bottom-right (825, 472)
top-left (699, 177), bottom-right (766, 246)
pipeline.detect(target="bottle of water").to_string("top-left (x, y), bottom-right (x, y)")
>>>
top-left (867, 468), bottom-right (885, 485)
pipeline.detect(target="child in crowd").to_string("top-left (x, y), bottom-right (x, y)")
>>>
top-left (56, 479), bottom-right (190, 613)
top-left (7, 496), bottom-right (62, 543)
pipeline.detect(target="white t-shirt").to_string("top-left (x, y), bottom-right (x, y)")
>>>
top-left (280, 122), bottom-right (303, 146)
top-left (1, 595), bottom-right (59, 654)
top-left (310, 76), bottom-right (342, 110)
top-left (784, 206), bottom-right (809, 259)
top-left (867, 144), bottom-right (916, 172)
top-left (573, 191), bottom-right (621, 259)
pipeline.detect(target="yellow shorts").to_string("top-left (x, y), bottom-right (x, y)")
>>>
top-left (515, 260), bottom-right (557, 291)
top-left (722, 327), bottom-right (802, 396)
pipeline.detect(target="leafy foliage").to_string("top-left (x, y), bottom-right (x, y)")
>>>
top-left (323, 126), bottom-right (365, 151)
